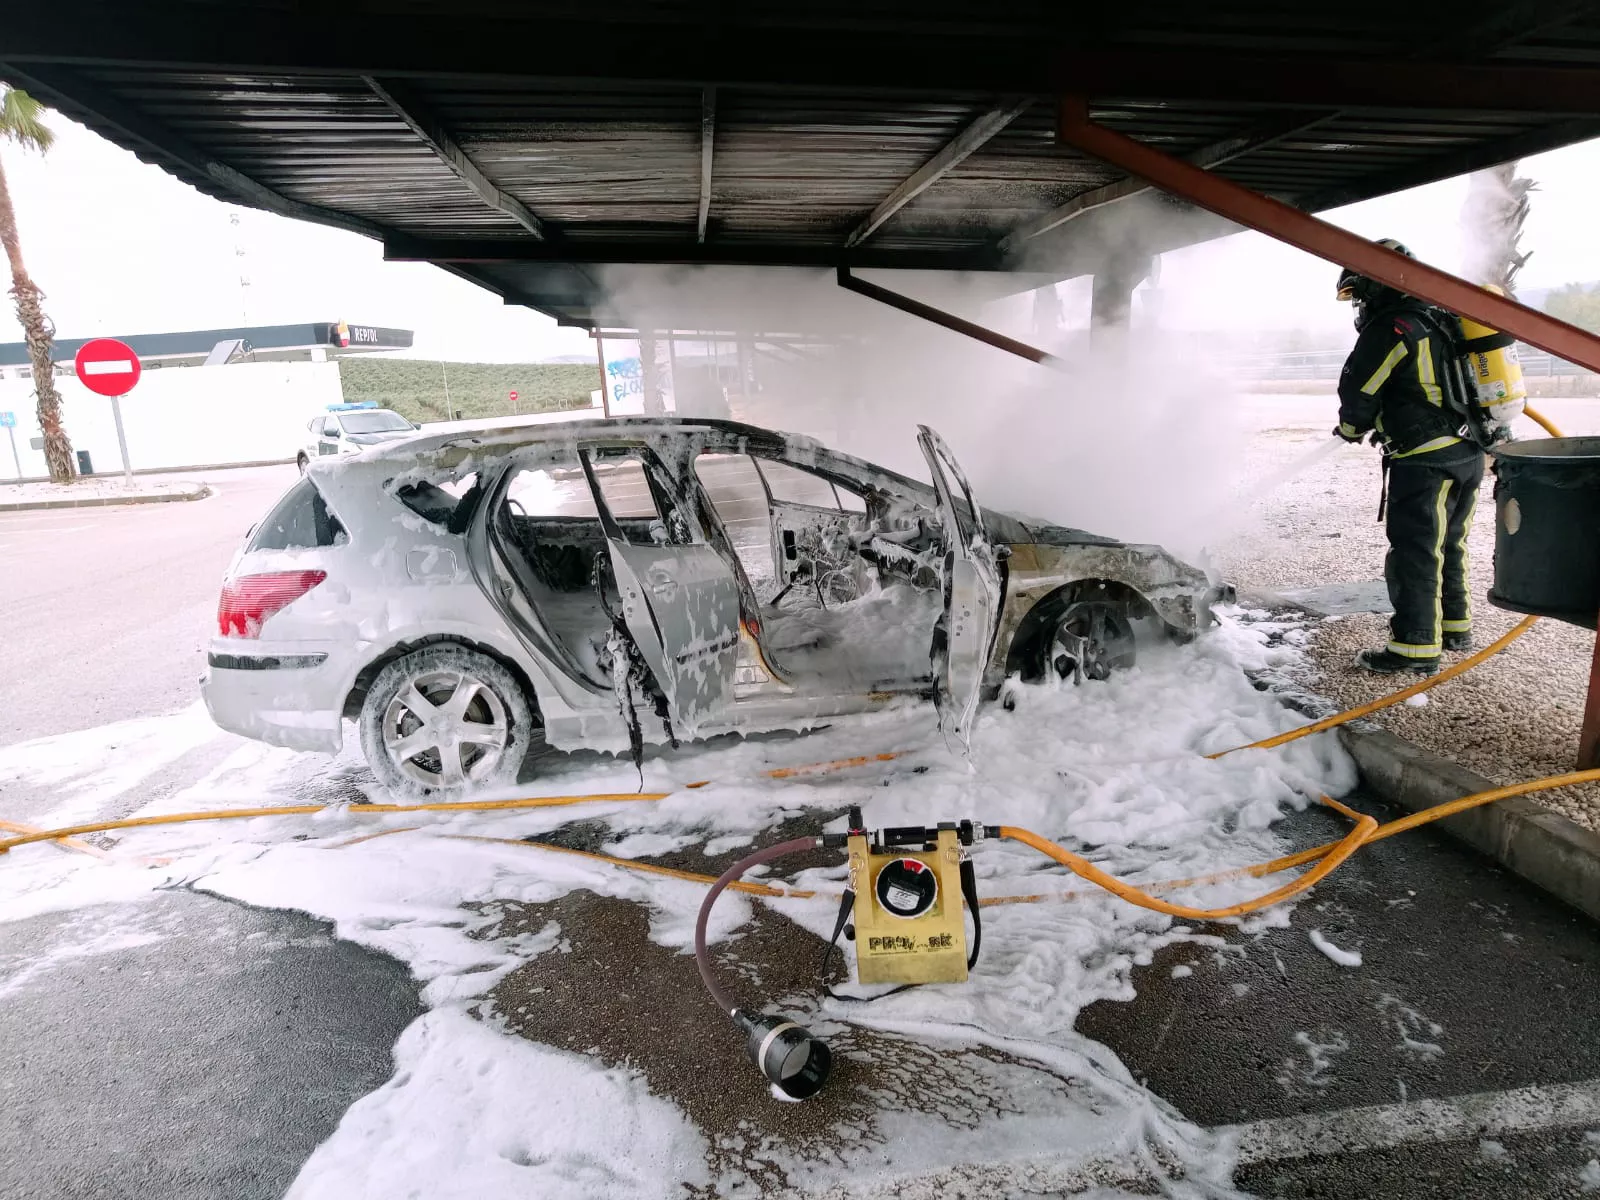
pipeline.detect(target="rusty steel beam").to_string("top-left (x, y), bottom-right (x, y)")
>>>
top-left (1055, 97), bottom-right (1600, 374)
top-left (836, 267), bottom-right (1055, 365)
top-left (999, 111), bottom-right (1335, 257)
top-left (697, 86), bottom-right (716, 244)
top-left (845, 98), bottom-right (1032, 249)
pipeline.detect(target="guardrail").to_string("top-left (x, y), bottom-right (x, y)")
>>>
top-left (1233, 345), bottom-right (1600, 382)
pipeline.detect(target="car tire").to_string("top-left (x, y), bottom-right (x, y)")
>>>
top-left (358, 644), bottom-right (536, 799)
top-left (296, 452), bottom-right (309, 473)
top-left (1039, 600), bottom-right (1138, 684)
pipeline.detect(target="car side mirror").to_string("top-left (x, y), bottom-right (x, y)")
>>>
top-left (993, 544), bottom-right (1012, 560)
top-left (412, 422), bottom-right (422, 430)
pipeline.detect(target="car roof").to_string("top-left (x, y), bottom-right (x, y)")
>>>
top-left (356, 416), bottom-right (823, 465)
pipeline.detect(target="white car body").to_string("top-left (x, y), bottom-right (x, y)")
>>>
top-left (299, 408), bottom-right (419, 468)
top-left (203, 418), bottom-right (1222, 791)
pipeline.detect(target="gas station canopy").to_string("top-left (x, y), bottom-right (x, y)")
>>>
top-left (6, 2), bottom-right (1600, 328)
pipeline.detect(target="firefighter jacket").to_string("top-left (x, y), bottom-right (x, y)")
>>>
top-left (1336, 300), bottom-right (1475, 462)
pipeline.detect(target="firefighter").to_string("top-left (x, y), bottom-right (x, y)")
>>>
top-left (1333, 239), bottom-right (1482, 675)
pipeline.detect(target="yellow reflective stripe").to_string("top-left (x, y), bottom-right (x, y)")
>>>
top-left (1338, 422), bottom-right (1361, 438)
top-left (1431, 478), bottom-right (1450, 650)
top-left (1417, 336), bottom-right (1443, 406)
top-left (1361, 341), bottom-right (1410, 395)
top-left (1390, 434), bottom-right (1465, 459)
top-left (1448, 485), bottom-right (1478, 629)
top-left (1386, 640), bottom-right (1442, 658)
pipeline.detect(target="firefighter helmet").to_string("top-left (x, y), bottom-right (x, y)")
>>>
top-left (1336, 238), bottom-right (1415, 301)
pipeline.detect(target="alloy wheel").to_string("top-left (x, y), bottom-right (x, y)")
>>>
top-left (381, 668), bottom-right (511, 788)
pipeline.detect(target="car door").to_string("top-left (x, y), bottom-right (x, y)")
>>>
top-left (578, 446), bottom-right (741, 737)
top-left (753, 457), bottom-right (871, 597)
top-left (916, 425), bottom-right (1002, 750)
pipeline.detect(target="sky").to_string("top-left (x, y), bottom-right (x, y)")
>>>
top-left (1, 111), bottom-right (1598, 361)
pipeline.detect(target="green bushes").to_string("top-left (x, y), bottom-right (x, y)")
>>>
top-left (338, 358), bottom-right (600, 422)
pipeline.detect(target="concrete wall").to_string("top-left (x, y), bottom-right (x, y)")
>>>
top-left (0, 361), bottom-right (343, 480)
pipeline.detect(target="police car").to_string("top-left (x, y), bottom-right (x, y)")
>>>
top-left (298, 403), bottom-right (420, 471)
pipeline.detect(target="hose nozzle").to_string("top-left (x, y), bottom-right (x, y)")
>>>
top-left (735, 1011), bottom-right (831, 1099)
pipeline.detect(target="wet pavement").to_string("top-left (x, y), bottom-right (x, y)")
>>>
top-left (0, 889), bottom-right (420, 1200)
top-left (5, 792), bottom-right (1600, 1197)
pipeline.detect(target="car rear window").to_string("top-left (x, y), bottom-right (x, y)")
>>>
top-left (248, 479), bottom-right (345, 551)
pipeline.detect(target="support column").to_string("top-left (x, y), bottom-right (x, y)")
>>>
top-left (640, 329), bottom-right (665, 416)
top-left (1090, 252), bottom-right (1151, 339)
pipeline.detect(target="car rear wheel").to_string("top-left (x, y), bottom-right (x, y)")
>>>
top-left (1043, 600), bottom-right (1138, 684)
top-left (358, 645), bottom-right (535, 798)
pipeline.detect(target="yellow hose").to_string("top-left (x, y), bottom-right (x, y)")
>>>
top-left (0, 793), bottom-right (668, 856)
top-left (0, 819), bottom-right (113, 860)
top-left (1209, 615), bottom-right (1538, 759)
top-left (999, 799), bottom-right (1379, 921)
top-left (1524, 403), bottom-right (1562, 438)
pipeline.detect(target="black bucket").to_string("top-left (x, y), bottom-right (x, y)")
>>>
top-left (1489, 436), bottom-right (1600, 630)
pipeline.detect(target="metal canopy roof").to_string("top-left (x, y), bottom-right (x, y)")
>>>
top-left (6, 2), bottom-right (1600, 328)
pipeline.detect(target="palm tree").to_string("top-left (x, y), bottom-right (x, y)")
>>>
top-left (0, 87), bottom-right (73, 483)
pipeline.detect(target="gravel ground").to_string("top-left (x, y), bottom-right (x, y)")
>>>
top-left (1213, 396), bottom-right (1600, 831)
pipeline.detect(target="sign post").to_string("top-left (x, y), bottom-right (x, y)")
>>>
top-left (0, 410), bottom-right (18, 479)
top-left (73, 338), bottom-right (142, 487)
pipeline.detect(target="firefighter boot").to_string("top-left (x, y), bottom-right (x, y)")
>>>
top-left (1354, 647), bottom-right (1440, 676)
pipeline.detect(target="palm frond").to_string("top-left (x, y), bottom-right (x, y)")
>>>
top-left (0, 87), bottom-right (55, 154)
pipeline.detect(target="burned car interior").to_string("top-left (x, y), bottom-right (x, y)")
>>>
top-left (467, 434), bottom-right (952, 699)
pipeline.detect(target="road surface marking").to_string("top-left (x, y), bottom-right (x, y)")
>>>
top-left (1223, 1076), bottom-right (1600, 1164)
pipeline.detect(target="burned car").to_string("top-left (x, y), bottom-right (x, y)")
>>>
top-left (202, 418), bottom-right (1225, 794)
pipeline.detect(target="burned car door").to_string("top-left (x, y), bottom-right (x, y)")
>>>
top-left (754, 458), bottom-right (872, 601)
top-left (916, 426), bottom-right (1002, 749)
top-left (578, 447), bottom-right (741, 736)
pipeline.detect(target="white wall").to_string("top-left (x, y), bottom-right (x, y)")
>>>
top-left (0, 361), bottom-right (343, 480)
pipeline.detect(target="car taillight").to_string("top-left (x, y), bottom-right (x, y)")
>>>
top-left (217, 570), bottom-right (327, 638)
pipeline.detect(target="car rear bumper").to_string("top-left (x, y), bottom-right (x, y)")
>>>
top-left (200, 647), bottom-right (349, 753)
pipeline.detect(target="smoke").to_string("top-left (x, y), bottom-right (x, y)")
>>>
top-left (597, 260), bottom-right (1246, 564)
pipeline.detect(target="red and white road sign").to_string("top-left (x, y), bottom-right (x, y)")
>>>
top-left (74, 338), bottom-right (142, 397)
top-left (509, 389), bottom-right (519, 403)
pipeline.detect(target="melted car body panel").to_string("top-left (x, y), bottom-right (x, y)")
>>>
top-left (916, 425), bottom-right (1002, 750)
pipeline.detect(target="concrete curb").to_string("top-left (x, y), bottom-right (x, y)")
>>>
top-left (0, 457), bottom-right (294, 486)
top-left (1339, 725), bottom-right (1600, 924)
top-left (0, 484), bottom-right (212, 511)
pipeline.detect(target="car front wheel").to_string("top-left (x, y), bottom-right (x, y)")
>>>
top-left (1042, 600), bottom-right (1138, 683)
top-left (358, 644), bottom-right (535, 798)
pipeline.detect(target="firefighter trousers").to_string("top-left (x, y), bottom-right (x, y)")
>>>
top-left (1385, 454), bottom-right (1484, 660)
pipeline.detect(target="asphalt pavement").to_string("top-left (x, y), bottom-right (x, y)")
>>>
top-left (0, 464), bottom-right (297, 746)
top-left (0, 890), bottom-right (420, 1200)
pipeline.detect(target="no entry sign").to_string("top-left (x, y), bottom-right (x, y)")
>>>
top-left (73, 338), bottom-right (142, 397)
